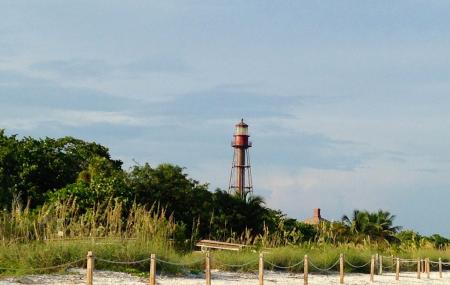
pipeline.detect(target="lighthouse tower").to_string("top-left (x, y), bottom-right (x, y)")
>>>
top-left (228, 119), bottom-right (253, 199)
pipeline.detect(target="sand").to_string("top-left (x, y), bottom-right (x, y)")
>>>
top-left (1, 269), bottom-right (450, 284)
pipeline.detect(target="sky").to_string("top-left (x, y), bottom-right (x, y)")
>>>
top-left (1, 1), bottom-right (450, 236)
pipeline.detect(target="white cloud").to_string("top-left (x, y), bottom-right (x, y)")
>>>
top-left (257, 156), bottom-right (450, 227)
top-left (54, 110), bottom-right (144, 126)
top-left (1, 109), bottom-right (167, 130)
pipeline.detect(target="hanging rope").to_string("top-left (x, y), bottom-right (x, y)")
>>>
top-left (96, 257), bottom-right (151, 265)
top-left (155, 258), bottom-right (204, 266)
top-left (399, 258), bottom-right (418, 262)
top-left (264, 259), bottom-right (304, 269)
top-left (218, 259), bottom-right (258, 268)
top-left (309, 259), bottom-right (340, 272)
top-left (345, 259), bottom-right (371, 269)
top-left (0, 258), bottom-right (84, 272)
top-left (381, 255), bottom-right (394, 259)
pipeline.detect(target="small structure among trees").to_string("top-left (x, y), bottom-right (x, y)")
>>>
top-left (304, 208), bottom-right (325, 225)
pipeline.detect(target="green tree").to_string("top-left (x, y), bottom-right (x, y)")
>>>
top-left (342, 209), bottom-right (400, 245)
top-left (427, 234), bottom-right (450, 249)
top-left (368, 210), bottom-right (401, 243)
top-left (0, 131), bottom-right (122, 208)
top-left (127, 163), bottom-right (211, 235)
top-left (49, 156), bottom-right (130, 210)
top-left (396, 230), bottom-right (422, 249)
top-left (208, 190), bottom-right (278, 241)
top-left (0, 130), bottom-right (20, 207)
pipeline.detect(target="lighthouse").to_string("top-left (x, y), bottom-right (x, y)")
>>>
top-left (228, 119), bottom-right (253, 199)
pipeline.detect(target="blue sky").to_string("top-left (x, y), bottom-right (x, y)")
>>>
top-left (1, 1), bottom-right (450, 236)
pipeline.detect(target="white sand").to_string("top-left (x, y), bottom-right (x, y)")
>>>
top-left (1, 269), bottom-right (450, 284)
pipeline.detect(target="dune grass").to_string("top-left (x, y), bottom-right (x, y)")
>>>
top-left (0, 238), bottom-right (199, 276)
top-left (201, 244), bottom-right (450, 273)
top-left (1, 198), bottom-right (450, 276)
top-left (2, 239), bottom-right (450, 276)
top-left (0, 198), bottom-right (192, 276)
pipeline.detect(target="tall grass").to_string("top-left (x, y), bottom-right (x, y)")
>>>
top-left (0, 198), bottom-right (179, 243)
top-left (212, 244), bottom-right (450, 273)
top-left (1, 198), bottom-right (450, 276)
top-left (0, 198), bottom-right (193, 275)
top-left (0, 239), bottom-right (203, 276)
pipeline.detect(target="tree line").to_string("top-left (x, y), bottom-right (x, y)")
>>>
top-left (0, 129), bottom-right (448, 248)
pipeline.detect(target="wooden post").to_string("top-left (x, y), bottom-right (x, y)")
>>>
top-left (395, 258), bottom-right (400, 281)
top-left (339, 253), bottom-right (344, 284)
top-left (149, 254), bottom-right (156, 285)
top-left (439, 258), bottom-right (442, 278)
top-left (370, 255), bottom-right (375, 282)
top-left (205, 251), bottom-right (211, 285)
top-left (86, 251), bottom-right (94, 285)
top-left (375, 253), bottom-right (378, 275)
top-left (379, 255), bottom-right (383, 275)
top-left (422, 259), bottom-right (425, 273)
top-left (426, 258), bottom-right (430, 279)
top-left (259, 253), bottom-right (264, 285)
top-left (417, 258), bottom-right (421, 279)
top-left (304, 255), bottom-right (308, 285)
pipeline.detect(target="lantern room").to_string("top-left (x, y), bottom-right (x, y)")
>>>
top-left (232, 119), bottom-right (251, 148)
top-left (235, 119), bottom-right (249, 136)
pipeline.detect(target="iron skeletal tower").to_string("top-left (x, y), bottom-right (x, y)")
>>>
top-left (228, 119), bottom-right (253, 198)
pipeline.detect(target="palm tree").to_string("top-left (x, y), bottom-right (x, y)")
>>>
top-left (342, 209), bottom-right (400, 245)
top-left (244, 194), bottom-right (265, 207)
top-left (370, 210), bottom-right (401, 243)
top-left (342, 210), bottom-right (370, 242)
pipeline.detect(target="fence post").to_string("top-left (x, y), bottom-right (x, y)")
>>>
top-left (370, 255), bottom-right (375, 282)
top-left (304, 255), bottom-right (308, 285)
top-left (149, 254), bottom-right (156, 285)
top-left (379, 255), bottom-right (383, 275)
top-left (205, 251), bottom-right (211, 285)
top-left (86, 251), bottom-right (94, 285)
top-left (259, 253), bottom-right (264, 285)
top-left (339, 253), bottom-right (344, 284)
top-left (439, 257), bottom-right (442, 278)
top-left (426, 258), bottom-right (430, 279)
top-left (395, 258), bottom-right (400, 281)
top-left (417, 258), bottom-right (421, 279)
top-left (375, 253), bottom-right (378, 274)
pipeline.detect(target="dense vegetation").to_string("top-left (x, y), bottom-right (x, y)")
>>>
top-left (0, 130), bottom-right (449, 275)
top-left (0, 129), bottom-right (303, 244)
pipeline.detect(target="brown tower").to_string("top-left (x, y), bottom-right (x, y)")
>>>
top-left (228, 119), bottom-right (253, 198)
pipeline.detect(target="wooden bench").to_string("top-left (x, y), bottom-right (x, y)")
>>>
top-left (196, 239), bottom-right (245, 251)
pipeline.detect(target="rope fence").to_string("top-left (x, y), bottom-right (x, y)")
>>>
top-left (345, 259), bottom-right (371, 269)
top-left (0, 258), bottom-right (85, 272)
top-left (220, 260), bottom-right (258, 268)
top-left (96, 257), bottom-right (152, 265)
top-left (155, 257), bottom-right (204, 266)
top-left (264, 259), bottom-right (304, 269)
top-left (309, 258), bottom-right (340, 272)
top-left (1, 250), bottom-right (450, 284)
top-left (84, 251), bottom-right (450, 285)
